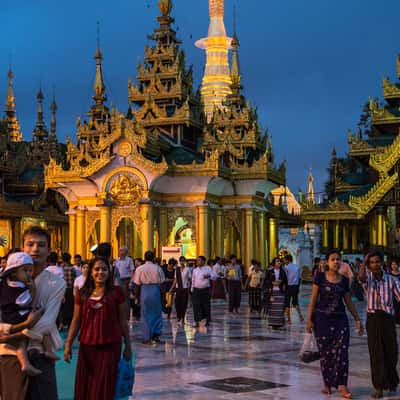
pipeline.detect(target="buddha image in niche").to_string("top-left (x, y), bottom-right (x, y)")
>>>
top-left (109, 174), bottom-right (142, 206)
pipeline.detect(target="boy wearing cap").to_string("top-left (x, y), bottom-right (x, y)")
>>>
top-left (0, 252), bottom-right (59, 376)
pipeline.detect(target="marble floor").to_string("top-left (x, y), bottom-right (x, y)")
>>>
top-left (56, 287), bottom-right (400, 400)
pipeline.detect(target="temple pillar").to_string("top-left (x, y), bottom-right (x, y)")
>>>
top-left (215, 209), bottom-right (224, 258)
top-left (197, 205), bottom-right (210, 257)
top-left (383, 217), bottom-right (388, 248)
top-left (333, 220), bottom-right (340, 249)
top-left (259, 212), bottom-right (266, 268)
top-left (322, 220), bottom-right (329, 249)
top-left (133, 227), bottom-right (140, 258)
top-left (244, 209), bottom-right (254, 272)
top-left (377, 209), bottom-right (384, 247)
top-left (159, 207), bottom-right (168, 253)
top-left (351, 225), bottom-right (358, 252)
top-left (99, 206), bottom-right (111, 244)
top-left (140, 203), bottom-right (154, 256)
top-left (12, 218), bottom-right (22, 249)
top-left (67, 211), bottom-right (76, 256)
top-left (268, 217), bottom-right (279, 262)
top-left (343, 223), bottom-right (349, 252)
top-left (75, 207), bottom-right (86, 257)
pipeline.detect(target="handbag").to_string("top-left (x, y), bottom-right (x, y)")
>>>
top-left (165, 291), bottom-right (173, 308)
top-left (115, 353), bottom-right (136, 399)
top-left (299, 332), bottom-right (320, 363)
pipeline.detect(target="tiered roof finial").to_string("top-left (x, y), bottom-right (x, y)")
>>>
top-left (4, 66), bottom-right (22, 142)
top-left (33, 88), bottom-right (48, 141)
top-left (158, 0), bottom-right (173, 17)
top-left (307, 167), bottom-right (315, 204)
top-left (50, 91), bottom-right (57, 138)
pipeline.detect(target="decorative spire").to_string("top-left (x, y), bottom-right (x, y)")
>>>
top-left (93, 46), bottom-right (106, 106)
top-left (33, 88), bottom-right (48, 141)
top-left (50, 93), bottom-right (57, 138)
top-left (4, 66), bottom-right (22, 142)
top-left (307, 167), bottom-right (315, 204)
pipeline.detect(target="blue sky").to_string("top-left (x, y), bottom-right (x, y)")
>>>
top-left (1, 0), bottom-right (400, 195)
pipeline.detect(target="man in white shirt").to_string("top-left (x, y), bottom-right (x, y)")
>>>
top-left (0, 226), bottom-right (65, 400)
top-left (115, 246), bottom-right (135, 319)
top-left (191, 256), bottom-right (217, 327)
top-left (173, 256), bottom-right (191, 324)
top-left (284, 254), bottom-right (304, 324)
top-left (134, 251), bottom-right (165, 344)
top-left (72, 254), bottom-right (83, 277)
top-left (211, 256), bottom-right (226, 300)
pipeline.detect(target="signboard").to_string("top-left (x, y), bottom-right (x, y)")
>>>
top-left (161, 246), bottom-right (182, 262)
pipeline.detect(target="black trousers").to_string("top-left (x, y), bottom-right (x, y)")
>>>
top-left (192, 288), bottom-right (211, 323)
top-left (61, 287), bottom-right (74, 327)
top-left (175, 288), bottom-right (189, 320)
top-left (366, 312), bottom-right (399, 391)
top-left (228, 280), bottom-right (242, 312)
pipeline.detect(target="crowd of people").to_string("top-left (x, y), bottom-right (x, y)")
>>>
top-left (0, 225), bottom-right (400, 399)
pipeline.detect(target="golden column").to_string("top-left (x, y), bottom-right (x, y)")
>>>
top-left (351, 225), bottom-right (358, 252)
top-left (197, 205), bottom-right (210, 257)
top-left (67, 211), bottom-right (76, 256)
top-left (333, 220), bottom-right (340, 249)
top-left (268, 217), bottom-right (279, 261)
top-left (343, 223), bottom-right (349, 251)
top-left (140, 203), bottom-right (154, 255)
top-left (75, 207), bottom-right (86, 257)
top-left (259, 212), bottom-right (266, 267)
top-left (377, 210), bottom-right (384, 247)
top-left (322, 220), bottom-right (329, 249)
top-left (215, 209), bottom-right (224, 257)
top-left (244, 209), bottom-right (254, 272)
top-left (99, 206), bottom-right (111, 243)
top-left (12, 218), bottom-right (22, 249)
top-left (383, 217), bottom-right (388, 248)
top-left (159, 207), bottom-right (168, 253)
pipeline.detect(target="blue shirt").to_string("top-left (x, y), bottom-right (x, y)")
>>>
top-left (285, 263), bottom-right (301, 286)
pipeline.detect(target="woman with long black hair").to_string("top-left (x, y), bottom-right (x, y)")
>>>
top-left (64, 257), bottom-right (132, 400)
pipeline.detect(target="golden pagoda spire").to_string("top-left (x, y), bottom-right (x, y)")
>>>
top-left (307, 167), bottom-right (315, 204)
top-left (33, 88), bottom-right (48, 141)
top-left (158, 0), bottom-right (172, 17)
top-left (93, 47), bottom-right (106, 106)
top-left (196, 0), bottom-right (232, 120)
top-left (4, 66), bottom-right (22, 142)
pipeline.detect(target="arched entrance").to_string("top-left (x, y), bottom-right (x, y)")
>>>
top-left (168, 216), bottom-right (196, 259)
top-left (115, 217), bottom-right (142, 258)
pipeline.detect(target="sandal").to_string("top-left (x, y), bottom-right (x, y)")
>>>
top-left (341, 392), bottom-right (352, 399)
top-left (321, 387), bottom-right (332, 395)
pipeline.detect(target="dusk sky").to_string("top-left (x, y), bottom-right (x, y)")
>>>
top-left (1, 0), bottom-right (400, 196)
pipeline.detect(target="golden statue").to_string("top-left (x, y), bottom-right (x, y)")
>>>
top-left (109, 174), bottom-right (142, 206)
top-left (158, 0), bottom-right (172, 17)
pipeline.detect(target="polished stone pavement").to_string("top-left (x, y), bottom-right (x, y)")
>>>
top-left (55, 287), bottom-right (400, 400)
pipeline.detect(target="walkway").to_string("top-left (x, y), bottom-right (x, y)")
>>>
top-left (55, 287), bottom-right (395, 399)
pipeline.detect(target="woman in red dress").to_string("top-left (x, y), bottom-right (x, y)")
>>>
top-left (64, 256), bottom-right (132, 400)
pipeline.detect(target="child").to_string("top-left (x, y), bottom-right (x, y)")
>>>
top-left (0, 252), bottom-right (59, 376)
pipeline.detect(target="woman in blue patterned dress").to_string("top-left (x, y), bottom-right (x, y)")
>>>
top-left (306, 249), bottom-right (364, 398)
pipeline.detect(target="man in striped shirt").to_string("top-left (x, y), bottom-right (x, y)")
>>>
top-left (359, 252), bottom-right (400, 398)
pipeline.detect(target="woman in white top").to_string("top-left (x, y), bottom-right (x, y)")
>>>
top-left (172, 257), bottom-right (191, 324)
top-left (246, 261), bottom-right (264, 313)
top-left (73, 264), bottom-right (89, 297)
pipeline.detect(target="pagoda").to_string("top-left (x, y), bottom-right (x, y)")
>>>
top-left (45, 0), bottom-right (291, 268)
top-left (303, 55), bottom-right (400, 255)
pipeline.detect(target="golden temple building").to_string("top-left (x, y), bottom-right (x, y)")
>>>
top-left (303, 55), bottom-right (400, 256)
top-left (44, 0), bottom-right (294, 268)
top-left (0, 67), bottom-right (68, 257)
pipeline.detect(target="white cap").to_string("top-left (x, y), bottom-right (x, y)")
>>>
top-left (2, 252), bottom-right (33, 277)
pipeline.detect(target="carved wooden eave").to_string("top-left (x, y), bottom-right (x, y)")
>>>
top-left (167, 150), bottom-right (220, 177)
top-left (133, 97), bottom-right (168, 121)
top-left (302, 198), bottom-right (357, 221)
top-left (369, 133), bottom-right (400, 176)
top-left (144, 43), bottom-right (176, 63)
top-left (348, 138), bottom-right (375, 157)
top-left (348, 172), bottom-right (399, 217)
top-left (383, 77), bottom-right (400, 100)
top-left (369, 99), bottom-right (400, 126)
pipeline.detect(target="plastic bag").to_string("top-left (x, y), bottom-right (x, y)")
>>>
top-left (115, 353), bottom-right (136, 399)
top-left (299, 332), bottom-right (320, 363)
